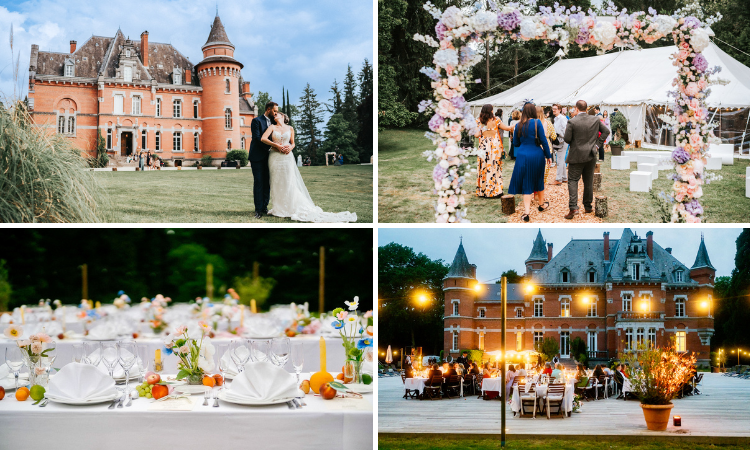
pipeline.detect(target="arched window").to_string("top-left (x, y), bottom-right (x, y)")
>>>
top-left (225, 79), bottom-right (230, 93)
top-left (240, 136), bottom-right (245, 149)
top-left (58, 116), bottom-right (65, 134)
top-left (226, 140), bottom-right (232, 150)
top-left (225, 108), bottom-right (232, 129)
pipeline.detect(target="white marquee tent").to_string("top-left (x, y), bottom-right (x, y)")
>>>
top-left (469, 42), bottom-right (750, 151)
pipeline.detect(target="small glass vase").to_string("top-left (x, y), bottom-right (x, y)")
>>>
top-left (344, 359), bottom-right (362, 385)
top-left (186, 372), bottom-right (204, 385)
top-left (22, 354), bottom-right (49, 388)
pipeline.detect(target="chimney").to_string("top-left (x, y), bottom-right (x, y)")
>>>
top-left (547, 243), bottom-right (553, 262)
top-left (470, 264), bottom-right (477, 280)
top-left (70, 40), bottom-right (77, 53)
top-left (665, 247), bottom-right (672, 254)
top-left (603, 232), bottom-right (610, 261)
top-left (185, 68), bottom-right (191, 84)
top-left (243, 82), bottom-right (250, 94)
top-left (140, 31), bottom-right (149, 67)
top-left (646, 231), bottom-right (654, 260)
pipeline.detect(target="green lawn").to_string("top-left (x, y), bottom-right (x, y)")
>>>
top-left (95, 165), bottom-right (373, 223)
top-left (379, 436), bottom-right (750, 450)
top-left (378, 128), bottom-right (750, 223)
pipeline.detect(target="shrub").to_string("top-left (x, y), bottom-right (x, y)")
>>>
top-left (570, 336), bottom-right (588, 366)
top-left (460, 349), bottom-right (484, 365)
top-left (0, 101), bottom-right (109, 222)
top-left (201, 154), bottom-right (214, 167)
top-left (535, 337), bottom-right (559, 362)
top-left (225, 149), bottom-right (248, 167)
top-left (610, 111), bottom-right (630, 146)
top-left (0, 260), bottom-right (11, 312)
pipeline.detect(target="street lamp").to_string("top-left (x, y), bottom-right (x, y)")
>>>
top-left (731, 348), bottom-right (746, 366)
top-left (701, 298), bottom-right (712, 317)
top-left (474, 284), bottom-right (482, 292)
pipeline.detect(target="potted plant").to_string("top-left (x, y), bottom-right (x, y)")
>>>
top-left (621, 344), bottom-right (696, 431)
top-left (609, 112), bottom-right (630, 156)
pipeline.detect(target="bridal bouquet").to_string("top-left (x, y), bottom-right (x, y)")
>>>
top-left (331, 297), bottom-right (373, 383)
top-left (164, 322), bottom-right (216, 385)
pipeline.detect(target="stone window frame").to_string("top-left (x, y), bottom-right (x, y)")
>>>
top-left (193, 99), bottom-right (200, 118)
top-left (112, 90), bottom-right (126, 115)
top-left (559, 295), bottom-right (571, 318)
top-left (240, 136), bottom-right (246, 150)
top-left (56, 110), bottom-right (77, 137)
top-left (515, 307), bottom-right (523, 318)
top-left (193, 132), bottom-right (200, 153)
top-left (638, 291), bottom-right (654, 312)
top-left (478, 307), bottom-right (486, 318)
top-left (674, 269), bottom-right (685, 283)
top-left (451, 330), bottom-right (459, 352)
top-left (621, 291), bottom-right (634, 312)
top-left (173, 98), bottom-right (183, 118)
top-left (587, 295), bottom-right (599, 317)
top-left (106, 128), bottom-right (112, 149)
top-left (224, 77), bottom-right (231, 94)
top-left (532, 295), bottom-right (544, 317)
top-left (155, 97), bottom-right (162, 117)
top-left (560, 268), bottom-right (571, 283)
top-left (131, 94), bottom-right (142, 116)
top-left (675, 330), bottom-right (687, 352)
top-left (155, 130), bottom-right (161, 152)
top-left (587, 268), bottom-right (597, 283)
top-left (123, 66), bottom-right (133, 83)
top-left (141, 129), bottom-right (147, 150)
top-left (451, 299), bottom-right (460, 317)
top-left (64, 58), bottom-right (74, 77)
top-left (173, 67), bottom-right (182, 85)
top-left (674, 294), bottom-right (688, 318)
top-left (225, 107), bottom-right (233, 130)
top-left (173, 131), bottom-right (182, 152)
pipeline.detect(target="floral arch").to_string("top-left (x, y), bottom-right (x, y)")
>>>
top-left (415, 2), bottom-right (721, 223)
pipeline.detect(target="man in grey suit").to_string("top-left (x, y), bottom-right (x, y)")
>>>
top-left (562, 100), bottom-right (610, 219)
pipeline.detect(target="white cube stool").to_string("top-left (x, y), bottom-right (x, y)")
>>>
top-left (708, 144), bottom-right (735, 165)
top-left (746, 167), bottom-right (750, 178)
top-left (637, 155), bottom-right (657, 166)
top-left (630, 171), bottom-right (652, 192)
top-left (746, 177), bottom-right (750, 198)
top-left (706, 157), bottom-right (722, 171)
top-left (638, 162), bottom-right (659, 180)
top-left (611, 155), bottom-right (630, 170)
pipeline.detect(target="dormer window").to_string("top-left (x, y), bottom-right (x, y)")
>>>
top-left (123, 67), bottom-right (132, 82)
top-left (560, 269), bottom-right (570, 283)
top-left (125, 49), bottom-right (131, 57)
top-left (64, 59), bottom-right (74, 77)
top-left (632, 263), bottom-right (642, 281)
top-left (588, 269), bottom-right (596, 283)
top-left (675, 270), bottom-right (684, 283)
top-left (173, 68), bottom-right (182, 85)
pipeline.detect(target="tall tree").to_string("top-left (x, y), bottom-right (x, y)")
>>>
top-left (712, 229), bottom-right (750, 358)
top-left (358, 59), bottom-right (373, 106)
top-left (342, 64), bottom-right (359, 131)
top-left (356, 92), bottom-right (373, 163)
top-left (295, 83), bottom-right (324, 162)
top-left (378, 242), bottom-right (449, 356)
top-left (255, 91), bottom-right (272, 111)
top-left (326, 79), bottom-right (343, 114)
top-left (319, 114), bottom-right (360, 164)
top-left (281, 86), bottom-right (286, 115)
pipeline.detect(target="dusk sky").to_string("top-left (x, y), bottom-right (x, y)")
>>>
top-left (0, 0), bottom-right (373, 108)
top-left (378, 228), bottom-right (743, 281)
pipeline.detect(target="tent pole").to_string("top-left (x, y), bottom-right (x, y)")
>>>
top-left (739, 108), bottom-right (750, 155)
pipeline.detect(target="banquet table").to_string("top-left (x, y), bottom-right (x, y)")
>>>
top-left (0, 372), bottom-right (372, 450)
top-left (404, 377), bottom-right (428, 394)
top-left (510, 383), bottom-right (575, 415)
top-left (0, 334), bottom-right (345, 373)
top-left (481, 376), bottom-right (504, 394)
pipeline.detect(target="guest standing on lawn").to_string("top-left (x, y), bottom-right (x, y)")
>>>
top-left (536, 105), bottom-right (557, 203)
top-left (474, 104), bottom-right (513, 198)
top-left (563, 100), bottom-right (610, 219)
top-left (507, 102), bottom-right (552, 222)
top-left (602, 110), bottom-right (612, 152)
top-left (551, 104), bottom-right (569, 186)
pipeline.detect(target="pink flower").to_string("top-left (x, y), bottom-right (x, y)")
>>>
top-left (447, 195), bottom-right (459, 207)
top-left (34, 366), bottom-right (46, 376)
top-left (689, 134), bottom-right (701, 146)
top-left (689, 99), bottom-right (700, 110)
top-left (17, 339), bottom-right (31, 347)
top-left (175, 325), bottom-right (188, 335)
top-left (178, 345), bottom-right (190, 354)
top-left (198, 321), bottom-right (210, 332)
top-left (30, 342), bottom-right (43, 354)
top-left (443, 88), bottom-right (455, 99)
top-left (632, 21), bottom-right (642, 30)
top-left (678, 50), bottom-right (689, 60)
top-left (29, 334), bottom-right (40, 342)
top-left (586, 17), bottom-right (595, 28)
top-left (37, 333), bottom-right (51, 343)
top-left (447, 76), bottom-right (460, 89)
top-left (613, 20), bottom-right (621, 29)
top-left (449, 122), bottom-right (461, 136)
top-left (336, 310), bottom-right (348, 321)
top-left (685, 82), bottom-right (699, 97)
top-left (697, 79), bottom-right (707, 90)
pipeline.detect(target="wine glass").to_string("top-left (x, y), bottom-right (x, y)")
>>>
top-left (5, 346), bottom-right (25, 391)
top-left (291, 342), bottom-right (304, 384)
top-left (43, 341), bottom-right (58, 378)
top-left (136, 345), bottom-right (150, 382)
top-left (117, 340), bottom-right (137, 393)
top-left (249, 339), bottom-right (270, 363)
top-left (101, 341), bottom-right (119, 380)
top-left (72, 343), bottom-right (85, 364)
top-left (216, 343), bottom-right (229, 390)
top-left (83, 341), bottom-right (102, 366)
top-left (230, 340), bottom-right (250, 373)
top-left (270, 337), bottom-right (290, 368)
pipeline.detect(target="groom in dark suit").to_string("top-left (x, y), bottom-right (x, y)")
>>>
top-left (248, 101), bottom-right (279, 218)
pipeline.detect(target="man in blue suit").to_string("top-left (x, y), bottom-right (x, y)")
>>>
top-left (248, 101), bottom-right (278, 218)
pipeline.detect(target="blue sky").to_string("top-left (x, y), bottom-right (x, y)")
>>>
top-left (0, 0), bottom-right (373, 108)
top-left (378, 228), bottom-right (742, 280)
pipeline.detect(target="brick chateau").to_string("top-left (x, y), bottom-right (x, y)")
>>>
top-left (27, 14), bottom-right (258, 165)
top-left (444, 229), bottom-right (716, 366)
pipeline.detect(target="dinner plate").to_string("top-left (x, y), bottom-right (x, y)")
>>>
top-left (218, 390), bottom-right (295, 406)
top-left (173, 384), bottom-right (208, 395)
top-left (346, 383), bottom-right (373, 394)
top-left (45, 392), bottom-right (120, 405)
top-left (83, 336), bottom-right (119, 341)
top-left (0, 376), bottom-right (30, 391)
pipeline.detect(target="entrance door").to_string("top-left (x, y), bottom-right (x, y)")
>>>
top-left (560, 331), bottom-right (570, 358)
top-left (121, 132), bottom-right (133, 156)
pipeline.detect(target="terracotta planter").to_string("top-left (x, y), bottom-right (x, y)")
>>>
top-left (610, 145), bottom-right (623, 156)
top-left (641, 403), bottom-right (674, 431)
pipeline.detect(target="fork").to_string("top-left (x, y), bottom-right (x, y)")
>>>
top-left (292, 399), bottom-right (303, 408)
top-left (286, 401), bottom-right (296, 410)
top-left (117, 393), bottom-right (126, 408)
top-left (125, 391), bottom-right (134, 407)
top-left (108, 394), bottom-right (122, 409)
top-left (39, 399), bottom-right (49, 407)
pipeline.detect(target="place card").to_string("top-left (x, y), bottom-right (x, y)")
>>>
top-left (323, 398), bottom-right (370, 412)
top-left (147, 397), bottom-right (196, 411)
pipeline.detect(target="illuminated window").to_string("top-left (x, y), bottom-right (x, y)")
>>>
top-left (516, 332), bottom-right (523, 351)
top-left (588, 300), bottom-right (597, 317)
top-left (561, 298), bottom-right (570, 317)
top-left (675, 331), bottom-right (686, 352)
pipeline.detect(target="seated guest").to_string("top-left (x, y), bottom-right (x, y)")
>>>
top-left (457, 363), bottom-right (465, 376)
top-left (592, 364), bottom-right (604, 380)
top-left (506, 365), bottom-right (517, 401)
top-left (470, 362), bottom-right (480, 376)
top-left (542, 362), bottom-right (553, 376)
top-left (483, 362), bottom-right (493, 378)
top-left (427, 364), bottom-right (442, 380)
top-left (620, 363), bottom-right (630, 378)
top-left (443, 363), bottom-right (455, 379)
top-left (516, 366), bottom-right (527, 378)
top-left (404, 363), bottom-right (414, 378)
top-left (551, 363), bottom-right (563, 380)
top-left (603, 365), bottom-right (612, 376)
top-left (576, 364), bottom-right (586, 381)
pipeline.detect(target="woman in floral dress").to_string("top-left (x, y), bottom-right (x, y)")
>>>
top-left (474, 104), bottom-right (514, 198)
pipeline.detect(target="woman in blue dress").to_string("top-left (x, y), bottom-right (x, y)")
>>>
top-left (507, 102), bottom-right (553, 222)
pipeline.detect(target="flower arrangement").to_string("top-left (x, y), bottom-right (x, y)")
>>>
top-left (620, 344), bottom-right (696, 405)
top-left (164, 322), bottom-right (216, 384)
top-left (572, 394), bottom-right (583, 413)
top-left (285, 304), bottom-right (322, 337)
top-left (331, 297), bottom-right (373, 383)
top-left (414, 0), bottom-right (721, 224)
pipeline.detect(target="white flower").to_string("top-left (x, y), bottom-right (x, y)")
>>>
top-left (500, 5), bottom-right (515, 14)
top-left (434, 49), bottom-right (459, 68)
top-left (472, 10), bottom-right (497, 33)
top-left (690, 28), bottom-right (710, 53)
top-left (654, 15), bottom-right (677, 36)
top-left (520, 18), bottom-right (539, 39)
top-left (345, 297), bottom-right (359, 311)
top-left (593, 21), bottom-right (617, 46)
top-left (441, 6), bottom-right (464, 29)
top-left (198, 338), bottom-right (216, 372)
top-left (437, 203), bottom-right (447, 214)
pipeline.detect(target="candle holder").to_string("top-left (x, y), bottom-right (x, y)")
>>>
top-left (673, 416), bottom-right (681, 426)
top-left (154, 359), bottom-right (163, 373)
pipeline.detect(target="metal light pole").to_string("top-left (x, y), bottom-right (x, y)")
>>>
top-left (501, 276), bottom-right (507, 447)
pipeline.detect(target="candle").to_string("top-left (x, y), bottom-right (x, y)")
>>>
top-left (251, 299), bottom-right (257, 314)
top-left (673, 416), bottom-right (681, 426)
top-left (155, 348), bottom-right (161, 364)
top-left (95, 301), bottom-right (101, 310)
top-left (319, 336), bottom-right (326, 372)
top-left (240, 305), bottom-right (245, 328)
top-left (20, 306), bottom-right (25, 324)
top-left (61, 306), bottom-right (66, 332)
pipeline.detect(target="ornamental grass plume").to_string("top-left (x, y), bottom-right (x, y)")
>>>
top-left (620, 343), bottom-right (697, 405)
top-left (0, 101), bottom-right (110, 222)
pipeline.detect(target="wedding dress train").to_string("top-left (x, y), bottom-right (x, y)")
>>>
top-left (267, 130), bottom-right (357, 223)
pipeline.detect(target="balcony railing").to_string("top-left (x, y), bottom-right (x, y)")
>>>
top-left (587, 350), bottom-right (609, 360)
top-left (616, 311), bottom-right (665, 321)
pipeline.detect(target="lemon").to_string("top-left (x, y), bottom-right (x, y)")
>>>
top-left (30, 385), bottom-right (46, 402)
top-left (362, 374), bottom-right (372, 385)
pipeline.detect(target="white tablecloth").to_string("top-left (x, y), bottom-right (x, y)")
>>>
top-left (0, 334), bottom-right (345, 374)
top-left (404, 377), bottom-right (427, 392)
top-left (481, 377), bottom-right (503, 392)
top-left (0, 372), bottom-right (372, 450)
top-left (511, 383), bottom-right (575, 414)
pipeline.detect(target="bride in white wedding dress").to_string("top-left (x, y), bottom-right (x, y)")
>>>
top-left (260, 111), bottom-right (357, 223)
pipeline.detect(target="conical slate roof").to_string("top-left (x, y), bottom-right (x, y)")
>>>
top-left (204, 15), bottom-right (234, 48)
top-left (447, 239), bottom-right (475, 278)
top-left (691, 235), bottom-right (715, 271)
top-left (525, 229), bottom-right (548, 263)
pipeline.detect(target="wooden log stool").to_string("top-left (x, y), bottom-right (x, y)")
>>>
top-left (501, 195), bottom-right (515, 215)
top-left (595, 196), bottom-right (608, 218)
top-left (593, 172), bottom-right (602, 192)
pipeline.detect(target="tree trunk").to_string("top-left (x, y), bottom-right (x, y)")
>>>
top-left (486, 43), bottom-right (490, 91)
top-left (595, 196), bottom-right (608, 218)
top-left (593, 172), bottom-right (602, 192)
top-left (514, 47), bottom-right (518, 84)
top-left (501, 195), bottom-right (515, 215)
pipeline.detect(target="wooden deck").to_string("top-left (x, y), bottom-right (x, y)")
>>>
top-left (378, 373), bottom-right (750, 437)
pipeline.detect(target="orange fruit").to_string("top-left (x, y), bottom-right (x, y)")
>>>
top-left (336, 373), bottom-right (345, 381)
top-left (202, 376), bottom-right (216, 387)
top-left (212, 374), bottom-right (224, 386)
top-left (15, 387), bottom-right (29, 401)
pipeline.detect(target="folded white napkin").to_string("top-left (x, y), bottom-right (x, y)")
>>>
top-left (0, 362), bottom-right (9, 379)
top-left (88, 322), bottom-right (117, 340)
top-left (244, 318), bottom-right (282, 338)
top-left (47, 362), bottom-right (117, 401)
top-left (42, 321), bottom-right (63, 336)
top-left (227, 361), bottom-right (299, 402)
top-left (221, 351), bottom-right (240, 376)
